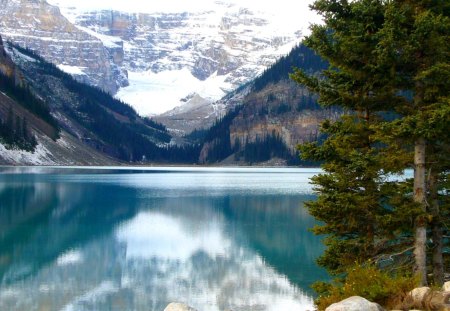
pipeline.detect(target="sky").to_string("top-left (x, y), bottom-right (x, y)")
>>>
top-left (48, 0), bottom-right (316, 13)
top-left (47, 0), bottom-right (322, 29)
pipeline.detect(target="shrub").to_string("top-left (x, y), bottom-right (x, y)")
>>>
top-left (313, 264), bottom-right (418, 310)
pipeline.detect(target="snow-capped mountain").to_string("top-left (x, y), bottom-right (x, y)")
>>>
top-left (1, 0), bottom-right (318, 132)
top-left (47, 1), bottom-right (318, 117)
top-left (48, 0), bottom-right (312, 117)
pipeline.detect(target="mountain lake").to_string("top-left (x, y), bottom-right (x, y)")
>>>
top-left (0, 166), bottom-right (328, 311)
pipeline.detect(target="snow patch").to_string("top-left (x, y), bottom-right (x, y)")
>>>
top-left (74, 25), bottom-right (122, 48)
top-left (1, 32), bottom-right (98, 44)
top-left (0, 141), bottom-right (56, 165)
top-left (47, 0), bottom-right (320, 25)
top-left (42, 0), bottom-right (322, 117)
top-left (57, 64), bottom-right (86, 76)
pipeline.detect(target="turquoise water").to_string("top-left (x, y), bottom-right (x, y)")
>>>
top-left (0, 167), bottom-right (328, 311)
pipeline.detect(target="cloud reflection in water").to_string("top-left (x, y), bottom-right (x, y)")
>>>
top-left (115, 210), bottom-right (315, 311)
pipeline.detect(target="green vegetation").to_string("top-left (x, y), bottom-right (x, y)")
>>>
top-left (200, 106), bottom-right (305, 165)
top-left (0, 63), bottom-right (59, 151)
top-left (313, 264), bottom-right (417, 310)
top-left (0, 71), bottom-right (59, 132)
top-left (253, 44), bottom-right (328, 93)
top-left (292, 0), bottom-right (449, 308)
top-left (200, 106), bottom-right (242, 163)
top-left (240, 132), bottom-right (292, 164)
top-left (0, 106), bottom-right (37, 151)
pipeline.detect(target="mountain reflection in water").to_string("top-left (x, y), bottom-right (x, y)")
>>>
top-left (0, 167), bottom-right (327, 311)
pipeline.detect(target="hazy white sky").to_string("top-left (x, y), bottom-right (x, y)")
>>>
top-left (49, 0), bottom-right (316, 13)
top-left (48, 0), bottom-right (321, 27)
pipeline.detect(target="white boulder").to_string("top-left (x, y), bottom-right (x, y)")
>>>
top-left (325, 296), bottom-right (385, 311)
top-left (409, 286), bottom-right (432, 302)
top-left (444, 281), bottom-right (450, 292)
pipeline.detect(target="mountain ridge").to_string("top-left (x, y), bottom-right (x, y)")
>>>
top-left (0, 36), bottom-right (119, 165)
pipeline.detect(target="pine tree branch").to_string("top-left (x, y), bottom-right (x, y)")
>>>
top-left (373, 246), bottom-right (415, 265)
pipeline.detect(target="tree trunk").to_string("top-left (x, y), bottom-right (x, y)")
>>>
top-left (429, 169), bottom-right (444, 286)
top-left (413, 137), bottom-right (427, 286)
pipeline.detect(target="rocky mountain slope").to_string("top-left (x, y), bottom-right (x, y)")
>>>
top-left (0, 37), bottom-right (117, 165)
top-left (0, 32), bottom-right (338, 166)
top-left (1, 11), bottom-right (340, 167)
top-left (0, 35), bottom-right (186, 165)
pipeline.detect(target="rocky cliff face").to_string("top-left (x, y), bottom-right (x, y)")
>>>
top-left (195, 43), bottom-right (335, 165)
top-left (0, 0), bottom-right (127, 94)
top-left (68, 6), bottom-right (300, 83)
top-left (228, 82), bottom-right (331, 150)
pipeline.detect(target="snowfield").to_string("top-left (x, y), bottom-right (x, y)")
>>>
top-left (116, 69), bottom-right (231, 116)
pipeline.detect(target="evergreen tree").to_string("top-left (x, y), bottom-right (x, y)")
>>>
top-left (291, 0), bottom-right (418, 277)
top-left (6, 105), bottom-right (14, 144)
top-left (22, 116), bottom-right (28, 142)
top-left (293, 0), bottom-right (449, 288)
top-left (14, 115), bottom-right (22, 142)
top-left (376, 0), bottom-right (450, 285)
top-left (0, 107), bottom-right (37, 151)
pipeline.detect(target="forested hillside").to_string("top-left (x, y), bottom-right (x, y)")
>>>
top-left (196, 44), bottom-right (337, 165)
top-left (252, 44), bottom-right (328, 93)
top-left (0, 38), bottom-right (204, 164)
top-left (0, 71), bottom-right (52, 151)
top-left (0, 36), bottom-right (60, 155)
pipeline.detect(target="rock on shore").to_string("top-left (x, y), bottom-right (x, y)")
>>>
top-left (325, 296), bottom-right (384, 311)
top-left (324, 282), bottom-right (450, 311)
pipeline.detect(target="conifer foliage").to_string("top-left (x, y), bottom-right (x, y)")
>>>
top-left (292, 0), bottom-right (449, 297)
top-left (377, 0), bottom-right (450, 286)
top-left (0, 70), bottom-right (59, 135)
top-left (0, 105), bottom-right (37, 151)
top-left (252, 44), bottom-right (328, 92)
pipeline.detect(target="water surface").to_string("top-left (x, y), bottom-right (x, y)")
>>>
top-left (0, 167), bottom-right (327, 311)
